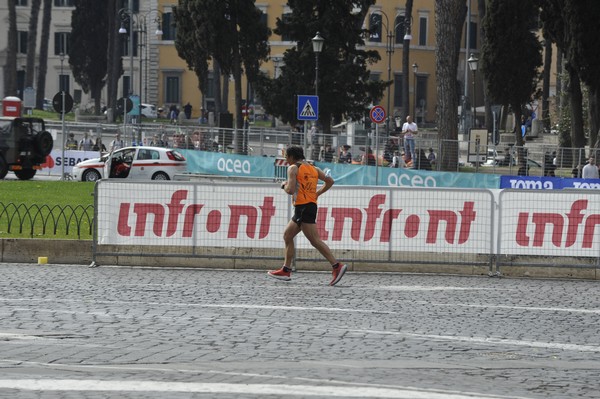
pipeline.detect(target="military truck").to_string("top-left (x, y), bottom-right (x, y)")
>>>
top-left (0, 117), bottom-right (53, 180)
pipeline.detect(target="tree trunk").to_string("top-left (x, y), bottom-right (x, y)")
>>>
top-left (541, 38), bottom-right (552, 133)
top-left (25, 0), bottom-right (42, 88)
top-left (434, 0), bottom-right (467, 171)
top-left (35, 0), bottom-right (52, 110)
top-left (4, 0), bottom-right (18, 97)
top-left (401, 0), bottom-right (413, 121)
top-left (106, 0), bottom-right (120, 122)
top-left (568, 67), bottom-right (586, 151)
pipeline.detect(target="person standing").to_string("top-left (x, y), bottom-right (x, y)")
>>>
top-left (582, 157), bottom-right (599, 179)
top-left (268, 146), bottom-right (348, 286)
top-left (183, 102), bottom-right (192, 119)
top-left (402, 115), bottom-right (418, 164)
top-left (109, 133), bottom-right (124, 152)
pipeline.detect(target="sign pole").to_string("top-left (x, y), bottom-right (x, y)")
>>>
top-left (375, 123), bottom-right (379, 185)
top-left (61, 91), bottom-right (66, 180)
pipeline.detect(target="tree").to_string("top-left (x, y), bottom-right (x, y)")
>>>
top-left (25, 0), bottom-right (42, 89)
top-left (35, 0), bottom-right (52, 110)
top-left (105, 0), bottom-right (123, 122)
top-left (4, 0), bottom-right (18, 97)
top-left (255, 0), bottom-right (387, 135)
top-left (70, 0), bottom-right (109, 114)
top-left (174, 0), bottom-right (271, 153)
top-left (481, 0), bottom-right (542, 160)
top-left (434, 0), bottom-right (466, 171)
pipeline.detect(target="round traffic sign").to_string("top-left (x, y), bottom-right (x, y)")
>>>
top-left (116, 97), bottom-right (134, 115)
top-left (52, 91), bottom-right (74, 114)
top-left (369, 105), bottom-right (386, 124)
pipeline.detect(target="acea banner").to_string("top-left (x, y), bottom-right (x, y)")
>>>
top-left (182, 150), bottom-right (500, 188)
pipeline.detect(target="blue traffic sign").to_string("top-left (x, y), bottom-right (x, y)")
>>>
top-left (297, 95), bottom-right (319, 121)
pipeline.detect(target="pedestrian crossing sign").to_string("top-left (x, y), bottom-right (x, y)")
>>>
top-left (297, 95), bottom-right (319, 121)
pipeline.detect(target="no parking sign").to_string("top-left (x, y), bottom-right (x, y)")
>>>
top-left (369, 105), bottom-right (386, 124)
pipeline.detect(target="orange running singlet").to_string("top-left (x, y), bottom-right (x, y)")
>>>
top-left (293, 163), bottom-right (318, 206)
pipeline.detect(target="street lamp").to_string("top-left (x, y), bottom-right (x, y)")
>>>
top-left (468, 53), bottom-right (479, 127)
top-left (312, 32), bottom-right (324, 97)
top-left (412, 63), bottom-right (418, 121)
top-left (59, 52), bottom-right (66, 180)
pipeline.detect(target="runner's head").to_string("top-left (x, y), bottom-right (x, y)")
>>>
top-left (286, 146), bottom-right (305, 162)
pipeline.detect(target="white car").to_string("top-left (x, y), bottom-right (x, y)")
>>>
top-left (71, 146), bottom-right (187, 182)
top-left (140, 104), bottom-right (158, 119)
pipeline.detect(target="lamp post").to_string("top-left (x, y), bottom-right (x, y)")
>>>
top-left (312, 32), bottom-right (324, 97)
top-left (468, 53), bottom-right (479, 127)
top-left (412, 63), bottom-right (418, 121)
top-left (59, 52), bottom-right (66, 180)
top-left (310, 32), bottom-right (324, 159)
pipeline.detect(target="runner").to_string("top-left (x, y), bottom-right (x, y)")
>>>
top-left (268, 146), bottom-right (348, 286)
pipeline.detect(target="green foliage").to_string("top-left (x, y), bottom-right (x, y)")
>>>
top-left (70, 0), bottom-right (109, 114)
top-left (482, 0), bottom-right (542, 115)
top-left (254, 0), bottom-right (388, 132)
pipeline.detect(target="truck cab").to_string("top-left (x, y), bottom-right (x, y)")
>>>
top-left (0, 117), bottom-right (53, 180)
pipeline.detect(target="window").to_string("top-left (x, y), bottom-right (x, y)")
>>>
top-left (280, 13), bottom-right (292, 42)
top-left (165, 76), bottom-right (180, 103)
top-left (117, 0), bottom-right (138, 12)
top-left (54, 0), bottom-right (74, 6)
top-left (465, 21), bottom-right (477, 49)
top-left (415, 75), bottom-right (427, 123)
top-left (369, 13), bottom-right (382, 42)
top-left (18, 31), bottom-right (28, 54)
top-left (123, 75), bottom-right (132, 97)
top-left (16, 0), bottom-right (27, 6)
top-left (418, 16), bottom-right (427, 46)
top-left (54, 32), bottom-right (70, 55)
top-left (394, 15), bottom-right (406, 44)
top-left (161, 12), bottom-right (176, 40)
top-left (393, 74), bottom-right (404, 107)
top-left (59, 74), bottom-right (69, 93)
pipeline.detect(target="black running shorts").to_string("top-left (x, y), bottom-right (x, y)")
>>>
top-left (292, 202), bottom-right (318, 225)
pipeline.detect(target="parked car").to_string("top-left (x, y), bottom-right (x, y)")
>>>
top-left (0, 117), bottom-right (53, 180)
top-left (71, 146), bottom-right (187, 182)
top-left (140, 104), bottom-right (158, 119)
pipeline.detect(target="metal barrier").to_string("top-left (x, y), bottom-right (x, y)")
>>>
top-left (0, 202), bottom-right (94, 239)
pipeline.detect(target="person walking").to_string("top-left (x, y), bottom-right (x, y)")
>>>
top-left (582, 157), bottom-right (599, 179)
top-left (402, 115), bottom-right (418, 164)
top-left (268, 146), bottom-right (348, 286)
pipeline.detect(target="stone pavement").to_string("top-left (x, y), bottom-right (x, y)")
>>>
top-left (0, 263), bottom-right (598, 398)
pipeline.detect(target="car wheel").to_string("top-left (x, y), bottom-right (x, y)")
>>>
top-left (82, 169), bottom-right (101, 182)
top-left (0, 156), bottom-right (8, 179)
top-left (151, 171), bottom-right (170, 180)
top-left (14, 168), bottom-right (36, 180)
top-left (35, 131), bottom-right (54, 156)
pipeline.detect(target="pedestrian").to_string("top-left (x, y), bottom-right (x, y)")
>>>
top-left (582, 157), bottom-right (599, 179)
top-left (391, 150), bottom-right (404, 168)
top-left (183, 102), bottom-right (192, 119)
top-left (109, 133), bottom-right (124, 152)
top-left (268, 146), bottom-right (348, 286)
top-left (92, 137), bottom-right (107, 152)
top-left (338, 145), bottom-right (352, 164)
top-left (401, 115), bottom-right (418, 163)
top-left (78, 131), bottom-right (94, 151)
top-left (65, 133), bottom-right (78, 150)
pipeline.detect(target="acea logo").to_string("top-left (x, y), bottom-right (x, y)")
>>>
top-left (217, 157), bottom-right (251, 174)
top-left (387, 172), bottom-right (437, 187)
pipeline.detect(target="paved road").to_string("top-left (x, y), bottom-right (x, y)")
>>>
top-left (0, 263), bottom-right (598, 398)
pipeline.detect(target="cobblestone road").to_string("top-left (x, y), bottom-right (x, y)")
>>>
top-left (0, 263), bottom-right (598, 398)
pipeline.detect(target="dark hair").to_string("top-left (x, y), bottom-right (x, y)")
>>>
top-left (286, 146), bottom-right (305, 161)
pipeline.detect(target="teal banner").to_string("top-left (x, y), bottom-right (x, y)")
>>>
top-left (181, 150), bottom-right (500, 189)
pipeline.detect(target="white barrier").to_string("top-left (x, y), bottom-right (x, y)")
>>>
top-left (93, 181), bottom-right (600, 272)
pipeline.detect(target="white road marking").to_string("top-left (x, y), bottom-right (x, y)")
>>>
top-left (0, 379), bottom-right (531, 398)
top-left (431, 302), bottom-right (600, 315)
top-left (345, 329), bottom-right (600, 352)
